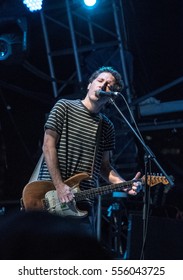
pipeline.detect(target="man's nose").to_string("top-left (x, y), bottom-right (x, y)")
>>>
top-left (101, 82), bottom-right (108, 91)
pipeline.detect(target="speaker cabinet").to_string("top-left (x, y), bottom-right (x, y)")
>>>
top-left (126, 214), bottom-right (183, 259)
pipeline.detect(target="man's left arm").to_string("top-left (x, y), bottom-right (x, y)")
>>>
top-left (100, 151), bottom-right (142, 195)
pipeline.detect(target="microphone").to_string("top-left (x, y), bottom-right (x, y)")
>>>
top-left (95, 90), bottom-right (121, 98)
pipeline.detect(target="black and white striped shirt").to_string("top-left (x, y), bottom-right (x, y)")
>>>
top-left (38, 99), bottom-right (115, 189)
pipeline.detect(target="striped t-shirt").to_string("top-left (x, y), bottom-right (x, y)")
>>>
top-left (38, 99), bottom-right (115, 189)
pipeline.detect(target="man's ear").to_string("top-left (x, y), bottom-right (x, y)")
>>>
top-left (87, 83), bottom-right (91, 90)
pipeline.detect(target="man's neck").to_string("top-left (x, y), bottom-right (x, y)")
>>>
top-left (82, 97), bottom-right (103, 114)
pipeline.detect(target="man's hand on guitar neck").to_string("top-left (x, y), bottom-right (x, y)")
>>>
top-left (126, 171), bottom-right (142, 196)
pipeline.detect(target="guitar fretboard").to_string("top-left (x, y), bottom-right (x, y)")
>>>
top-left (74, 180), bottom-right (137, 201)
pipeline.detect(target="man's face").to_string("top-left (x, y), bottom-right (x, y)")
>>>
top-left (87, 72), bottom-right (116, 103)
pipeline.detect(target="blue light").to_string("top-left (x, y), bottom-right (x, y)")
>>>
top-left (83, 0), bottom-right (97, 8)
top-left (0, 37), bottom-right (11, 61)
top-left (23, 0), bottom-right (43, 12)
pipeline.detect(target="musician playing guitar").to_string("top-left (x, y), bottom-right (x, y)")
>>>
top-left (35, 66), bottom-right (142, 236)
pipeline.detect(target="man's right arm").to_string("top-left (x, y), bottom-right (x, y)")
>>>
top-left (42, 129), bottom-right (73, 203)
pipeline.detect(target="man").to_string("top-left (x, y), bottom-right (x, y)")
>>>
top-left (38, 66), bottom-right (142, 236)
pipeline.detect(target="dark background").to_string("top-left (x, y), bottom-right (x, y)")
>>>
top-left (0, 0), bottom-right (183, 230)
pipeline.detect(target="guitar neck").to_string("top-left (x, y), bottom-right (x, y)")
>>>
top-left (74, 174), bottom-right (170, 201)
top-left (75, 180), bottom-right (136, 201)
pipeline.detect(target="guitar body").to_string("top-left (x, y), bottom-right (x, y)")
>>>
top-left (22, 172), bottom-right (90, 217)
top-left (44, 190), bottom-right (88, 217)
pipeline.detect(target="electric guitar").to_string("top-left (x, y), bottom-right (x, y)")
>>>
top-left (22, 172), bottom-right (170, 218)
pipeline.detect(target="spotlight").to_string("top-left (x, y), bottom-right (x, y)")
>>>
top-left (83, 0), bottom-right (97, 9)
top-left (23, 0), bottom-right (43, 12)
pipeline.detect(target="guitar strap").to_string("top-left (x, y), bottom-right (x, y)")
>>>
top-left (28, 153), bottom-right (44, 183)
top-left (90, 115), bottom-right (103, 239)
top-left (20, 153), bottom-right (44, 210)
top-left (90, 115), bottom-right (103, 178)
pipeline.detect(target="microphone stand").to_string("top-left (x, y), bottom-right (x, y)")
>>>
top-left (109, 97), bottom-right (174, 259)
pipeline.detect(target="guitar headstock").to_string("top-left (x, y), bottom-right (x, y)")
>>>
top-left (141, 174), bottom-right (171, 187)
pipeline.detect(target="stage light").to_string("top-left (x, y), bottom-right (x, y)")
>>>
top-left (0, 36), bottom-right (11, 61)
top-left (83, 0), bottom-right (97, 8)
top-left (0, 17), bottom-right (28, 64)
top-left (23, 0), bottom-right (43, 12)
top-left (0, 34), bottom-right (23, 62)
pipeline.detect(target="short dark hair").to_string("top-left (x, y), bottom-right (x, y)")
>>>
top-left (88, 66), bottom-right (124, 92)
